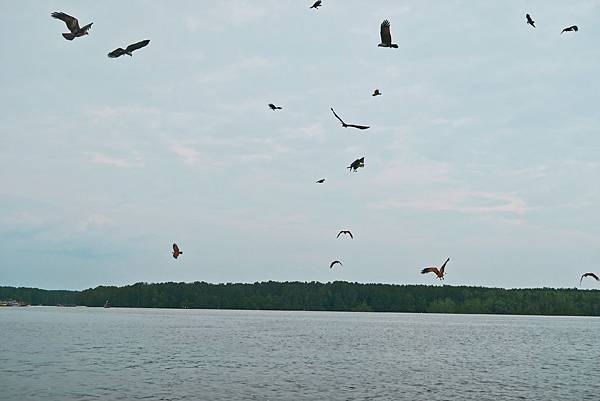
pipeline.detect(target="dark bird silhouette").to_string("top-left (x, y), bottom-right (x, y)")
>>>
top-left (526, 14), bottom-right (535, 28)
top-left (347, 157), bottom-right (365, 172)
top-left (330, 260), bottom-right (342, 269)
top-left (108, 40), bottom-right (150, 58)
top-left (561, 25), bottom-right (578, 34)
top-left (172, 243), bottom-right (183, 259)
top-left (331, 108), bottom-right (369, 130)
top-left (337, 230), bottom-right (353, 239)
top-left (372, 89), bottom-right (381, 96)
top-left (51, 12), bottom-right (92, 40)
top-left (378, 20), bottom-right (398, 48)
top-left (421, 258), bottom-right (450, 280)
top-left (580, 272), bottom-right (599, 285)
top-left (316, 179), bottom-right (325, 183)
top-left (310, 1), bottom-right (322, 9)
top-left (268, 103), bottom-right (282, 110)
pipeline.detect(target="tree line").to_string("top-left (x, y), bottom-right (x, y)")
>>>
top-left (1, 281), bottom-right (599, 316)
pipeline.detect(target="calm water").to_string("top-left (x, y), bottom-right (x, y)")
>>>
top-left (0, 307), bottom-right (598, 400)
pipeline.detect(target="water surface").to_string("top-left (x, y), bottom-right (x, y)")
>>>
top-left (0, 307), bottom-right (597, 400)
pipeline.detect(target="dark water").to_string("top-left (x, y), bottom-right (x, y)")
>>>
top-left (0, 307), bottom-right (597, 400)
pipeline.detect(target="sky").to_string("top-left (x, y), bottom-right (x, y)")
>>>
top-left (1, 1), bottom-right (600, 290)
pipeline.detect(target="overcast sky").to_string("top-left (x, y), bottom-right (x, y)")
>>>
top-left (1, 1), bottom-right (600, 290)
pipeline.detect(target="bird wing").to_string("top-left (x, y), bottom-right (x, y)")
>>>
top-left (268, 103), bottom-right (276, 109)
top-left (440, 258), bottom-right (450, 274)
top-left (80, 22), bottom-right (93, 33)
top-left (348, 231), bottom-right (353, 239)
top-left (126, 39), bottom-right (150, 53)
top-left (582, 272), bottom-right (599, 281)
top-left (337, 231), bottom-right (343, 238)
top-left (572, 25), bottom-right (579, 31)
top-left (173, 243), bottom-right (179, 253)
top-left (346, 124), bottom-right (370, 130)
top-left (380, 20), bottom-right (392, 46)
top-left (51, 12), bottom-right (80, 32)
top-left (421, 267), bottom-right (440, 275)
top-left (108, 48), bottom-right (126, 58)
top-left (330, 108), bottom-right (346, 125)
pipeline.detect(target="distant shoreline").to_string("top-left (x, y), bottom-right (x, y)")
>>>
top-left (1, 281), bottom-right (598, 316)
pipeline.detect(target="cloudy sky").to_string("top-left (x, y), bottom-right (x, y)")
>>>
top-left (2, 1), bottom-right (600, 290)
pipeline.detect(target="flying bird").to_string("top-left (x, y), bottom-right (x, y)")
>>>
top-left (330, 260), bottom-right (342, 269)
top-left (172, 243), bottom-right (183, 259)
top-left (378, 20), bottom-right (398, 48)
top-left (316, 179), bottom-right (325, 183)
top-left (580, 272), bottom-right (599, 285)
top-left (268, 103), bottom-right (282, 110)
top-left (51, 12), bottom-right (92, 40)
top-left (310, 1), bottom-right (322, 9)
top-left (561, 25), bottom-right (578, 34)
top-left (337, 230), bottom-right (353, 239)
top-left (330, 108), bottom-right (370, 130)
top-left (372, 89), bottom-right (381, 96)
top-left (526, 14), bottom-right (535, 28)
top-left (108, 39), bottom-right (150, 58)
top-left (421, 258), bottom-right (450, 280)
top-left (347, 157), bottom-right (365, 172)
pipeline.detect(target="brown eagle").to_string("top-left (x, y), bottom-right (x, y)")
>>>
top-left (347, 157), bottom-right (365, 172)
top-left (310, 1), bottom-right (322, 9)
top-left (421, 258), bottom-right (450, 280)
top-left (526, 14), bottom-right (535, 28)
top-left (51, 12), bottom-right (93, 40)
top-left (378, 20), bottom-right (398, 48)
top-left (108, 40), bottom-right (150, 58)
top-left (172, 243), bottom-right (183, 259)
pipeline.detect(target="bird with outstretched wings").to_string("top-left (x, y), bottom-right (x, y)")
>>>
top-left (378, 20), bottom-right (398, 48)
top-left (108, 40), bottom-right (150, 58)
top-left (316, 179), bottom-right (325, 183)
top-left (561, 25), bottom-right (578, 34)
top-left (51, 12), bottom-right (93, 40)
top-left (330, 260), bottom-right (342, 269)
top-left (337, 230), bottom-right (353, 239)
top-left (421, 258), bottom-right (450, 280)
top-left (330, 108), bottom-right (369, 130)
top-left (310, 1), bottom-right (322, 9)
top-left (372, 89), bottom-right (381, 96)
top-left (172, 243), bottom-right (183, 259)
top-left (347, 157), bottom-right (364, 172)
top-left (268, 103), bottom-right (282, 110)
top-left (580, 272), bottom-right (599, 285)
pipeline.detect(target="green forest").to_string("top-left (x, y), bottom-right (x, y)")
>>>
top-left (1, 281), bottom-right (599, 316)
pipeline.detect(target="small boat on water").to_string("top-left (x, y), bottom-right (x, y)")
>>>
top-left (0, 299), bottom-right (29, 307)
top-left (103, 299), bottom-right (111, 308)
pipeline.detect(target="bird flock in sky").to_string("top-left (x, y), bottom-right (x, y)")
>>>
top-left (50, 6), bottom-right (599, 288)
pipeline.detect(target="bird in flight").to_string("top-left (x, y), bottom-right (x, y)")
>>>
top-left (51, 12), bottom-right (93, 40)
top-left (421, 258), bottom-right (450, 280)
top-left (108, 40), bottom-right (150, 58)
top-left (372, 89), bottom-right (381, 96)
top-left (310, 1), bottom-right (322, 9)
top-left (330, 260), bottom-right (342, 269)
top-left (580, 272), bottom-right (599, 285)
top-left (347, 157), bottom-right (365, 172)
top-left (337, 230), bottom-right (353, 239)
top-left (172, 243), bottom-right (183, 259)
top-left (561, 25), bottom-right (578, 34)
top-left (526, 14), bottom-right (535, 28)
top-left (316, 179), bottom-right (325, 183)
top-left (330, 108), bottom-right (370, 130)
top-left (378, 20), bottom-right (398, 48)
top-left (268, 103), bottom-right (282, 110)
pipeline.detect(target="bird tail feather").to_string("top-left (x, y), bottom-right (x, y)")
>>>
top-left (62, 32), bottom-right (75, 40)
